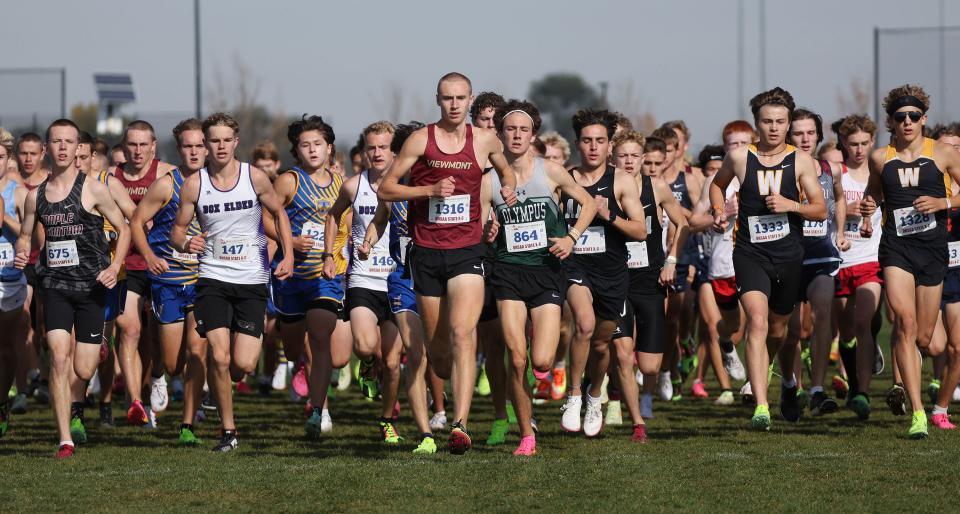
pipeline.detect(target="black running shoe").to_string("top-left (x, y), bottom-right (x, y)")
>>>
top-left (201, 394), bottom-right (218, 412)
top-left (780, 385), bottom-right (802, 422)
top-left (212, 430), bottom-right (238, 452)
top-left (886, 384), bottom-right (907, 416)
top-left (809, 392), bottom-right (839, 416)
top-left (99, 404), bottom-right (115, 428)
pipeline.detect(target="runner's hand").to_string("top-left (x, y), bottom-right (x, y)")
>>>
top-left (712, 213), bottom-right (728, 233)
top-left (484, 219), bottom-right (500, 243)
top-left (500, 186), bottom-right (518, 207)
top-left (594, 195), bottom-right (610, 222)
top-left (548, 236), bottom-right (574, 260)
top-left (357, 241), bottom-right (371, 260)
top-left (860, 215), bottom-right (873, 238)
top-left (14, 249), bottom-right (28, 270)
top-left (659, 263), bottom-right (676, 287)
top-left (146, 253), bottom-right (169, 276)
top-left (274, 255), bottom-right (293, 281)
top-left (321, 256), bottom-right (336, 280)
top-left (836, 232), bottom-right (851, 252)
top-left (97, 265), bottom-right (118, 289)
top-left (913, 195), bottom-right (945, 214)
top-left (432, 177), bottom-right (456, 198)
top-left (295, 235), bottom-right (315, 254)
top-left (860, 196), bottom-right (877, 217)
top-left (724, 195), bottom-right (739, 217)
top-left (188, 233), bottom-right (207, 254)
top-left (765, 193), bottom-right (795, 214)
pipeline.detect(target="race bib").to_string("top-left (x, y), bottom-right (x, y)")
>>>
top-left (367, 248), bottom-right (396, 276)
top-left (47, 240), bottom-right (79, 268)
top-left (214, 237), bottom-right (252, 262)
top-left (428, 194), bottom-right (470, 224)
top-left (748, 214), bottom-right (790, 243)
top-left (626, 241), bottom-right (649, 269)
top-left (505, 221), bottom-right (547, 253)
top-left (0, 242), bottom-right (13, 268)
top-left (399, 236), bottom-right (411, 263)
top-left (573, 226), bottom-right (606, 254)
top-left (172, 249), bottom-right (199, 264)
top-left (803, 219), bottom-right (827, 238)
top-left (950, 241), bottom-right (960, 268)
top-left (844, 217), bottom-right (863, 240)
top-left (301, 221), bottom-right (325, 250)
top-left (893, 207), bottom-right (935, 236)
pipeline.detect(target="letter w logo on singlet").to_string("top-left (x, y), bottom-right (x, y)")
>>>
top-left (897, 167), bottom-right (920, 188)
top-left (756, 170), bottom-right (783, 196)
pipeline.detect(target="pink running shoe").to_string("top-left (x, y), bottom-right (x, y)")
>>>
top-left (292, 365), bottom-right (309, 398)
top-left (631, 424), bottom-right (648, 443)
top-left (512, 435), bottom-right (537, 456)
top-left (692, 380), bottom-right (708, 399)
top-left (931, 412), bottom-right (956, 430)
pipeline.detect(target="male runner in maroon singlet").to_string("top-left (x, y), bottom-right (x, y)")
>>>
top-left (378, 72), bottom-right (517, 454)
top-left (112, 120), bottom-right (175, 426)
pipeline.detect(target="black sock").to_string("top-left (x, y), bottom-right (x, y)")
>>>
top-left (180, 423), bottom-right (193, 431)
top-left (70, 402), bottom-right (85, 420)
top-left (421, 432), bottom-right (434, 440)
top-left (838, 342), bottom-right (859, 395)
top-left (720, 339), bottom-right (734, 353)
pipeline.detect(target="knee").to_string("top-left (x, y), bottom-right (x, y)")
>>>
top-left (509, 351), bottom-right (527, 373)
top-left (449, 326), bottom-right (475, 346)
top-left (530, 354), bottom-right (552, 374)
top-left (574, 319), bottom-right (595, 340)
top-left (50, 352), bottom-right (71, 374)
top-left (897, 315), bottom-right (917, 337)
top-left (591, 339), bottom-right (610, 355)
top-left (747, 314), bottom-right (768, 335)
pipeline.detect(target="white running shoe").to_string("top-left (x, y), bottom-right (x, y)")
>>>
top-left (640, 394), bottom-right (654, 419)
top-left (714, 390), bottom-right (735, 406)
top-left (583, 395), bottom-right (603, 437)
top-left (657, 371), bottom-right (673, 401)
top-left (740, 381), bottom-right (754, 403)
top-left (635, 369), bottom-right (644, 386)
top-left (560, 394), bottom-right (583, 432)
top-left (145, 408), bottom-right (158, 429)
top-left (320, 410), bottom-right (333, 433)
top-left (873, 343), bottom-right (885, 375)
top-left (88, 370), bottom-right (101, 396)
top-left (150, 376), bottom-right (169, 413)
top-left (272, 364), bottom-right (287, 391)
top-left (605, 400), bottom-right (623, 426)
top-left (336, 366), bottom-right (351, 392)
top-left (429, 411), bottom-right (447, 431)
top-left (722, 348), bottom-right (746, 381)
top-left (954, 386), bottom-right (960, 403)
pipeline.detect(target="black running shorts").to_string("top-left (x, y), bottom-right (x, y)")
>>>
top-left (408, 243), bottom-right (487, 297)
top-left (878, 236), bottom-right (947, 287)
top-left (44, 286), bottom-right (107, 344)
top-left (565, 261), bottom-right (629, 322)
top-left (732, 249), bottom-right (802, 316)
top-left (346, 287), bottom-right (391, 324)
top-left (194, 278), bottom-right (267, 338)
top-left (490, 262), bottom-right (565, 309)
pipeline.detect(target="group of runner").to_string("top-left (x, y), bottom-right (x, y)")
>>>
top-left (2, 73), bottom-right (960, 459)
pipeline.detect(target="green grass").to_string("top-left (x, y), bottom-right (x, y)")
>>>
top-left (4, 333), bottom-right (960, 513)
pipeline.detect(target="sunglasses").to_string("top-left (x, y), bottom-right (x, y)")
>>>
top-left (893, 111), bottom-right (923, 123)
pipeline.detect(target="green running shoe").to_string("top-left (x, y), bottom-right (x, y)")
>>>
top-left (413, 435), bottom-right (437, 455)
top-left (908, 410), bottom-right (928, 440)
top-left (305, 409), bottom-right (324, 439)
top-left (506, 402), bottom-right (518, 424)
top-left (486, 418), bottom-right (509, 445)
top-left (750, 405), bottom-right (771, 431)
top-left (927, 379), bottom-right (941, 405)
top-left (800, 346), bottom-right (812, 376)
top-left (358, 376), bottom-right (380, 401)
top-left (178, 425), bottom-right (201, 446)
top-left (350, 354), bottom-right (361, 381)
top-left (849, 393), bottom-right (871, 421)
top-left (70, 416), bottom-right (87, 445)
top-left (476, 365), bottom-right (491, 396)
top-left (379, 420), bottom-right (402, 444)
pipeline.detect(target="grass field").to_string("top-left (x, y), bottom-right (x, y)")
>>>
top-left (4, 326), bottom-right (960, 513)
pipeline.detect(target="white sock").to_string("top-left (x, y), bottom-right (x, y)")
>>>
top-left (60, 440), bottom-right (74, 447)
top-left (587, 393), bottom-right (601, 404)
top-left (781, 374), bottom-right (797, 388)
top-left (553, 360), bottom-right (566, 370)
top-left (933, 405), bottom-right (948, 416)
top-left (322, 408), bottom-right (330, 416)
top-left (810, 386), bottom-right (824, 395)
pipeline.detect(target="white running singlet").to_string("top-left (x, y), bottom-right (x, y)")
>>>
top-left (705, 176), bottom-right (739, 280)
top-left (839, 170), bottom-right (881, 269)
top-left (196, 163), bottom-right (269, 284)
top-left (348, 171), bottom-right (394, 291)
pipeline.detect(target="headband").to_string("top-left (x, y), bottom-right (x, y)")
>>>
top-left (886, 95), bottom-right (927, 116)
top-left (501, 109), bottom-right (535, 123)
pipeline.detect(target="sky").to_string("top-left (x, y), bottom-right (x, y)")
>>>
top-left (1, 0), bottom-right (958, 152)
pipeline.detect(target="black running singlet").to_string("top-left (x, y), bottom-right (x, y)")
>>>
top-left (35, 172), bottom-right (110, 291)
top-left (563, 165), bottom-right (628, 271)
top-left (734, 145), bottom-right (802, 263)
top-left (880, 138), bottom-right (948, 246)
top-left (626, 174), bottom-right (664, 273)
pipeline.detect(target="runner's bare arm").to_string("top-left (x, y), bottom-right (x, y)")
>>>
top-left (481, 172), bottom-right (498, 243)
top-left (860, 149), bottom-right (886, 218)
top-left (767, 152), bottom-right (826, 221)
top-left (325, 177), bottom-right (356, 259)
top-left (655, 177), bottom-right (689, 261)
top-left (689, 175), bottom-right (718, 232)
top-left (171, 173), bottom-right (203, 255)
top-left (915, 143), bottom-right (960, 214)
top-left (378, 130), bottom-right (443, 201)
top-left (483, 132), bottom-right (518, 206)
top-left (263, 172), bottom-right (296, 244)
top-left (710, 150), bottom-right (741, 230)
top-left (252, 166), bottom-right (294, 280)
top-left (547, 160), bottom-right (596, 242)
top-left (13, 189), bottom-right (37, 269)
top-left (92, 179), bottom-right (130, 288)
top-left (106, 174), bottom-right (137, 220)
top-left (2, 184), bottom-right (23, 236)
top-left (829, 162), bottom-right (850, 251)
top-left (610, 171), bottom-right (647, 240)
top-left (359, 201), bottom-right (392, 260)
top-left (130, 176), bottom-right (174, 276)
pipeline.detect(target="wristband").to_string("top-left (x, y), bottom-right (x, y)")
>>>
top-left (712, 204), bottom-right (724, 216)
top-left (948, 198), bottom-right (953, 210)
top-left (320, 252), bottom-right (333, 260)
top-left (607, 211), bottom-right (617, 224)
top-left (567, 227), bottom-right (582, 241)
top-left (795, 201), bottom-right (801, 213)
top-left (566, 234), bottom-right (578, 244)
top-left (665, 255), bottom-right (678, 265)
top-left (183, 236), bottom-right (193, 253)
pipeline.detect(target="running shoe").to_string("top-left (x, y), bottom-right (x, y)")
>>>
top-left (927, 379), bottom-right (941, 406)
top-left (171, 377), bottom-right (184, 402)
top-left (201, 394), bottom-right (217, 412)
top-left (640, 394), bottom-right (654, 418)
top-left (908, 411), bottom-right (928, 440)
top-left (849, 393), bottom-right (871, 420)
top-left (550, 368), bottom-right (567, 401)
top-left (178, 424), bottom-right (201, 446)
top-left (831, 375), bottom-right (849, 400)
top-left (513, 435), bottom-right (537, 456)
top-left (780, 385), bottom-right (802, 423)
top-left (336, 365), bottom-right (351, 392)
top-left (70, 416), bottom-right (87, 444)
top-left (258, 377), bottom-right (272, 397)
top-left (797, 389), bottom-right (810, 410)
top-left (379, 420), bottom-right (402, 444)
top-left (448, 421), bottom-right (472, 455)
top-left (321, 410), bottom-right (333, 433)
top-left (533, 379), bottom-right (551, 401)
top-left (145, 408), bottom-right (158, 429)
top-left (126, 400), bottom-right (149, 426)
top-left (212, 430), bottom-right (239, 452)
top-left (292, 364), bottom-right (309, 398)
top-left (671, 379), bottom-right (683, 401)
top-left (809, 391), bottom-right (839, 416)
top-left (691, 380), bottom-right (708, 399)
top-left (99, 404), bottom-right (115, 428)
top-left (679, 353), bottom-right (698, 385)
top-left (303, 400), bottom-right (314, 417)
top-left (413, 435), bottom-right (437, 455)
top-left (931, 412), bottom-right (956, 430)
top-left (531, 417), bottom-right (539, 434)
top-left (34, 383), bottom-right (50, 405)
top-left (713, 390), bottom-right (735, 406)
top-left (800, 346), bottom-right (812, 377)
top-left (750, 404), bottom-right (771, 431)
top-left (954, 385), bottom-right (960, 402)
top-left (56, 443), bottom-right (75, 459)
top-left (235, 380), bottom-right (254, 396)
top-left (273, 363), bottom-right (288, 391)
top-left (475, 365), bottom-right (491, 397)
top-left (583, 395), bottom-right (603, 437)
top-left (886, 384), bottom-right (907, 416)
top-left (10, 393), bottom-right (28, 414)
top-left (0, 404), bottom-right (8, 438)
top-left (486, 418), bottom-right (509, 445)
top-left (635, 369), bottom-right (645, 386)
top-left (150, 376), bottom-right (169, 413)
top-left (740, 381), bottom-right (755, 406)
top-left (656, 371), bottom-right (673, 401)
top-left (873, 342), bottom-right (885, 375)
top-left (305, 408), bottom-right (325, 439)
top-left (605, 400), bottom-right (623, 426)
top-left (560, 395), bottom-right (582, 432)
top-left (506, 402), bottom-right (518, 424)
top-left (429, 411), bottom-right (447, 432)
top-left (631, 423), bottom-right (648, 443)
top-left (829, 337), bottom-right (840, 363)
top-left (722, 348), bottom-right (746, 381)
